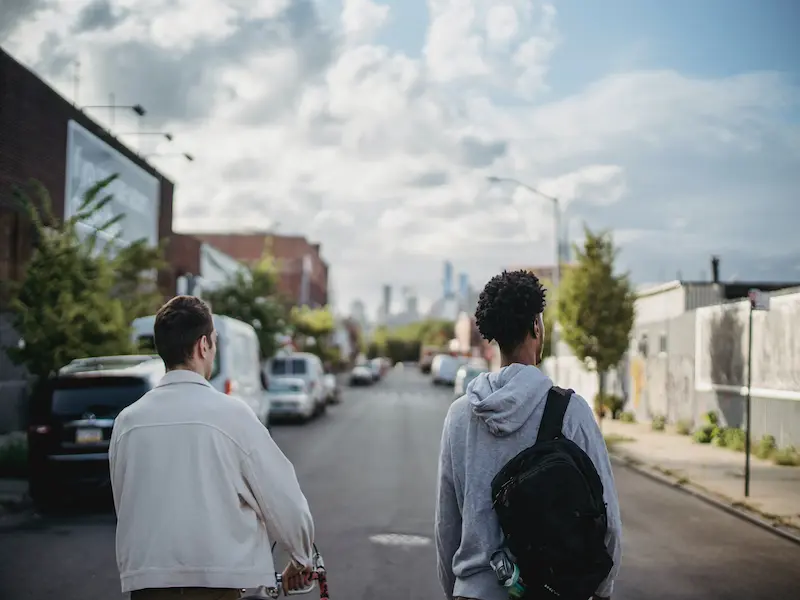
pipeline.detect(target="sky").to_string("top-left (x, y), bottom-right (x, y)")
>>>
top-left (2, 0), bottom-right (799, 317)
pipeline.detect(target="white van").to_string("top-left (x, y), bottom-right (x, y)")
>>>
top-left (265, 352), bottom-right (326, 415)
top-left (131, 314), bottom-right (271, 426)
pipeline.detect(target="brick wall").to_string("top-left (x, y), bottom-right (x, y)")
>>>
top-left (190, 232), bottom-right (329, 307)
top-left (0, 48), bottom-right (175, 303)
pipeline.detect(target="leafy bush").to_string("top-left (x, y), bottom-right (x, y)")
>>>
top-left (0, 433), bottom-right (28, 478)
top-left (703, 410), bottom-right (719, 426)
top-left (675, 420), bottom-right (693, 435)
top-left (620, 411), bottom-right (636, 423)
top-left (721, 428), bottom-right (746, 452)
top-left (651, 414), bottom-right (666, 432)
top-left (595, 393), bottom-right (625, 420)
top-left (693, 425), bottom-right (715, 444)
top-left (755, 435), bottom-right (777, 460)
top-left (773, 446), bottom-right (800, 467)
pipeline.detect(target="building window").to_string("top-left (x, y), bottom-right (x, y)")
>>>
top-left (637, 334), bottom-right (648, 358)
top-left (659, 333), bottom-right (667, 354)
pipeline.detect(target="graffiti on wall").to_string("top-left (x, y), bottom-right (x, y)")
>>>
top-left (696, 292), bottom-right (800, 392)
top-left (630, 357), bottom-right (645, 410)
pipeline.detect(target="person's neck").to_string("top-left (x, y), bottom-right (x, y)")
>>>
top-left (167, 364), bottom-right (205, 377)
top-left (501, 351), bottom-right (539, 368)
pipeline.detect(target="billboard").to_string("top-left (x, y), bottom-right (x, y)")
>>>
top-left (64, 120), bottom-right (160, 254)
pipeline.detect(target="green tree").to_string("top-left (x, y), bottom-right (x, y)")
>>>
top-left (557, 228), bottom-right (635, 421)
top-left (112, 239), bottom-right (168, 324)
top-left (539, 277), bottom-right (556, 360)
top-left (205, 255), bottom-right (287, 359)
top-left (290, 305), bottom-right (339, 364)
top-left (6, 177), bottom-right (135, 381)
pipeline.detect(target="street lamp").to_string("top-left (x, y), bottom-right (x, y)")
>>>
top-left (82, 103), bottom-right (146, 125)
top-left (144, 152), bottom-right (194, 162)
top-left (119, 132), bottom-right (174, 141)
top-left (487, 175), bottom-right (562, 380)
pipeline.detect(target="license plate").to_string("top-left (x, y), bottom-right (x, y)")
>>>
top-left (76, 428), bottom-right (102, 444)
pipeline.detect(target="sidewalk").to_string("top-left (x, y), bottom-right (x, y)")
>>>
top-left (0, 478), bottom-right (29, 513)
top-left (602, 419), bottom-right (800, 534)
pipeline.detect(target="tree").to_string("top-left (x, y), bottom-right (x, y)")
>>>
top-left (557, 227), bottom-right (635, 420)
top-left (539, 278), bottom-right (556, 360)
top-left (112, 239), bottom-right (168, 324)
top-left (6, 177), bottom-right (135, 381)
top-left (205, 255), bottom-right (287, 359)
top-left (289, 305), bottom-right (339, 364)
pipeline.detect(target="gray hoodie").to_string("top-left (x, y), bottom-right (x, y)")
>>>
top-left (435, 363), bottom-right (622, 600)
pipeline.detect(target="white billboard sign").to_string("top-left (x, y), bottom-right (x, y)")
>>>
top-left (64, 120), bottom-right (160, 254)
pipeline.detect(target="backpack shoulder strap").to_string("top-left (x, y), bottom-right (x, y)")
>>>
top-left (536, 386), bottom-right (574, 443)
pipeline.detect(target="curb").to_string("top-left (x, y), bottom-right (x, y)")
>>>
top-left (610, 453), bottom-right (800, 547)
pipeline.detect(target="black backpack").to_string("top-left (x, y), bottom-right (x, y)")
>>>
top-left (490, 386), bottom-right (613, 600)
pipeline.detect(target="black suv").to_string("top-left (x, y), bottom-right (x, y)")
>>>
top-left (26, 355), bottom-right (165, 510)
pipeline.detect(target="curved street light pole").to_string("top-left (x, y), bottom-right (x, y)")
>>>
top-left (487, 176), bottom-right (562, 381)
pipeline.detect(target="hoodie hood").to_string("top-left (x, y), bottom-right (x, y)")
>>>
top-left (467, 363), bottom-right (553, 436)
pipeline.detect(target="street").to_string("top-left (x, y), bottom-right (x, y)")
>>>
top-left (1, 368), bottom-right (799, 599)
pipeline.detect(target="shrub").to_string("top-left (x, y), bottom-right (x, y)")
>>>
top-left (620, 411), bottom-right (636, 423)
top-left (703, 410), bottom-right (719, 426)
top-left (651, 414), bottom-right (666, 432)
top-left (722, 427), bottom-right (746, 452)
top-left (755, 435), bottom-right (777, 460)
top-left (675, 420), bottom-right (693, 435)
top-left (693, 425), bottom-right (715, 444)
top-left (773, 446), bottom-right (800, 467)
top-left (595, 393), bottom-right (625, 420)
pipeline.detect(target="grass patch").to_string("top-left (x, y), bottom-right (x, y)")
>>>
top-left (675, 420), bottom-right (693, 436)
top-left (619, 411), bottom-right (636, 423)
top-left (0, 432), bottom-right (28, 479)
top-left (755, 435), bottom-right (777, 460)
top-left (773, 446), bottom-right (800, 467)
top-left (604, 433), bottom-right (634, 451)
top-left (651, 414), bottom-right (666, 432)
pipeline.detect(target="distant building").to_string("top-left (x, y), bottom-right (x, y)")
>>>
top-left (188, 232), bottom-right (329, 308)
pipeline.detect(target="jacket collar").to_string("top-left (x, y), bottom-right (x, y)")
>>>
top-left (156, 369), bottom-right (213, 389)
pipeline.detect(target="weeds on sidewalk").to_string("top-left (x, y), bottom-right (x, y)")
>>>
top-left (604, 433), bottom-right (634, 451)
top-left (675, 420), bottom-right (692, 435)
top-left (651, 414), bottom-right (666, 432)
top-left (619, 411), bottom-right (636, 423)
top-left (0, 433), bottom-right (28, 479)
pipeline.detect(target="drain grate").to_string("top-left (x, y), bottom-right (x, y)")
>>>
top-left (369, 533), bottom-right (432, 547)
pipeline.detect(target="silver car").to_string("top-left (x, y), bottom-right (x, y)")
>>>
top-left (266, 377), bottom-right (316, 422)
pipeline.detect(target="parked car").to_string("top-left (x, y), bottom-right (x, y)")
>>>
top-left (265, 377), bottom-right (316, 421)
top-left (265, 353), bottom-right (326, 415)
top-left (370, 358), bottom-right (383, 381)
top-left (431, 354), bottom-right (468, 386)
top-left (350, 361), bottom-right (374, 386)
top-left (26, 355), bottom-right (165, 510)
top-left (454, 362), bottom-right (489, 398)
top-left (323, 373), bottom-right (341, 404)
top-left (132, 314), bottom-right (269, 425)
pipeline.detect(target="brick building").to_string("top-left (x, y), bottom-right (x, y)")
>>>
top-left (189, 232), bottom-right (329, 307)
top-left (0, 47), bottom-right (176, 300)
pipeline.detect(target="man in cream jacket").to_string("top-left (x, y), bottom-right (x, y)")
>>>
top-left (110, 295), bottom-right (315, 600)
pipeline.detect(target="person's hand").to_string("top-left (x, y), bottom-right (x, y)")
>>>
top-left (281, 560), bottom-right (313, 593)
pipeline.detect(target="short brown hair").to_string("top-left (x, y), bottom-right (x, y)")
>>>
top-left (153, 296), bottom-right (214, 369)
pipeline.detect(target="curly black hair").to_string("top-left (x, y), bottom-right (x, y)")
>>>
top-left (475, 270), bottom-right (547, 353)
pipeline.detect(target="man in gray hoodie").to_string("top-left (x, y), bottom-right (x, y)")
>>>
top-left (435, 270), bottom-right (622, 600)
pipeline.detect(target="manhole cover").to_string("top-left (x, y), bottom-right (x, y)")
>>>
top-left (369, 533), bottom-right (432, 547)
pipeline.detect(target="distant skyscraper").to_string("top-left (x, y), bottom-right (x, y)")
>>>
top-left (382, 284), bottom-right (392, 318)
top-left (458, 272), bottom-right (469, 304)
top-left (443, 261), bottom-right (454, 299)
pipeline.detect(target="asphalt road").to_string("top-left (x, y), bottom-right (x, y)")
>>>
top-left (1, 367), bottom-right (799, 600)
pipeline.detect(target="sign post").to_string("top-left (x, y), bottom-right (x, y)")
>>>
top-left (744, 289), bottom-right (770, 497)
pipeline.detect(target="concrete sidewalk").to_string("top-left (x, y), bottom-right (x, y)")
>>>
top-left (602, 419), bottom-right (800, 534)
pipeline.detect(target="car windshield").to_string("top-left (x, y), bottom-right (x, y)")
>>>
top-left (269, 380), bottom-right (304, 393)
top-left (45, 377), bottom-right (151, 420)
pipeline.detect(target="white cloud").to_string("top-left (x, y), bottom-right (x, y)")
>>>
top-left (2, 0), bottom-right (798, 315)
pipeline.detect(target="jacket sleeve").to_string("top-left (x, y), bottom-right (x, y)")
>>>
top-left (435, 410), bottom-right (462, 600)
top-left (566, 395), bottom-right (623, 599)
top-left (242, 417), bottom-right (315, 568)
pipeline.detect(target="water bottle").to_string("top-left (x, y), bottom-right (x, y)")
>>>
top-left (489, 549), bottom-right (526, 599)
